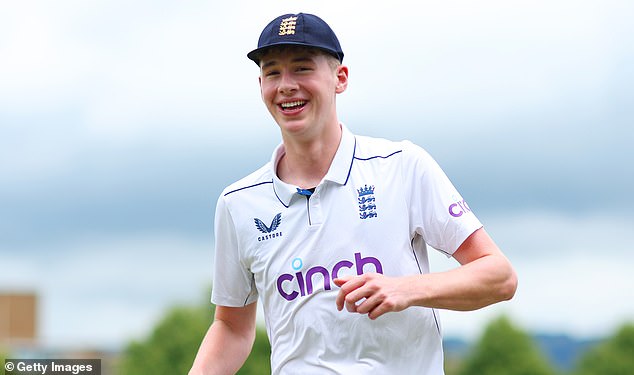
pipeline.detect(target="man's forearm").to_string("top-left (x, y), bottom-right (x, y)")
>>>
top-left (189, 316), bottom-right (256, 375)
top-left (335, 228), bottom-right (517, 319)
top-left (410, 253), bottom-right (517, 311)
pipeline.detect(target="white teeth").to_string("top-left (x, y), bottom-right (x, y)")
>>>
top-left (281, 101), bottom-right (306, 109)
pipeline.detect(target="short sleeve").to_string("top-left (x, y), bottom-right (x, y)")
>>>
top-left (402, 141), bottom-right (482, 255)
top-left (211, 194), bottom-right (258, 306)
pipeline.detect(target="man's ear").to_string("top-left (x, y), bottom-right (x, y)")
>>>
top-left (335, 65), bottom-right (349, 94)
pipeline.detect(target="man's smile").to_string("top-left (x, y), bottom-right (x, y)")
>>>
top-left (279, 100), bottom-right (307, 112)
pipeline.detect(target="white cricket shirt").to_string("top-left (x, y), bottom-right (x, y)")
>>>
top-left (212, 125), bottom-right (482, 374)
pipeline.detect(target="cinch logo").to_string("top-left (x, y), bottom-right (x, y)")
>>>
top-left (254, 213), bottom-right (283, 241)
top-left (448, 198), bottom-right (471, 217)
top-left (276, 252), bottom-right (384, 301)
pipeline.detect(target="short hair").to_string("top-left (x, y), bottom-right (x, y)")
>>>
top-left (258, 45), bottom-right (341, 71)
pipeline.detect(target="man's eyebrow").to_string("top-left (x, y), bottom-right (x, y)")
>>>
top-left (291, 56), bottom-right (314, 63)
top-left (260, 56), bottom-right (315, 70)
top-left (260, 60), bottom-right (278, 70)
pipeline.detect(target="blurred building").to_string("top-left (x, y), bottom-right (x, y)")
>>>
top-left (0, 292), bottom-right (118, 374)
top-left (0, 292), bottom-right (37, 347)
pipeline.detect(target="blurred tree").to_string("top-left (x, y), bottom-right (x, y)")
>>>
top-left (574, 322), bottom-right (634, 375)
top-left (444, 355), bottom-right (462, 375)
top-left (119, 304), bottom-right (211, 375)
top-left (119, 301), bottom-right (271, 375)
top-left (457, 316), bottom-right (556, 375)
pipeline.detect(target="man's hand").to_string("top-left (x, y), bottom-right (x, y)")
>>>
top-left (334, 273), bottom-right (413, 320)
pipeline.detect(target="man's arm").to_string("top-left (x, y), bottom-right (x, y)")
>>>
top-left (334, 228), bottom-right (518, 319)
top-left (189, 303), bottom-right (258, 375)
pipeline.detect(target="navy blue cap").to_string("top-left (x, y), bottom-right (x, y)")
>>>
top-left (247, 13), bottom-right (344, 65)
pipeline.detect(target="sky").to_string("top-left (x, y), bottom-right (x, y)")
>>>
top-left (1, 0), bottom-right (633, 350)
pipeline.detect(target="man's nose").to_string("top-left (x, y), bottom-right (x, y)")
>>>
top-left (278, 72), bottom-right (298, 95)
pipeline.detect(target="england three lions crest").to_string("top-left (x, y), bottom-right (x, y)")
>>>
top-left (357, 184), bottom-right (377, 219)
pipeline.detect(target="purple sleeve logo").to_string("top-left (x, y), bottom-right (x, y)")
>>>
top-left (448, 199), bottom-right (471, 218)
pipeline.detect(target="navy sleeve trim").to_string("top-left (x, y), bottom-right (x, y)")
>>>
top-left (224, 180), bottom-right (273, 196)
top-left (354, 149), bottom-right (402, 161)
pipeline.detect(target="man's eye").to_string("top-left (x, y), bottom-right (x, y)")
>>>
top-left (265, 71), bottom-right (279, 77)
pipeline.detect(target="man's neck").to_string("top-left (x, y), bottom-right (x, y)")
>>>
top-left (277, 123), bottom-right (342, 189)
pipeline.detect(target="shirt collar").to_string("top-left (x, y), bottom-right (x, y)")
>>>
top-left (271, 124), bottom-right (356, 207)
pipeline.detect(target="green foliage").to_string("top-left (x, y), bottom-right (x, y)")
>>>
top-left (444, 355), bottom-right (462, 375)
top-left (457, 316), bottom-right (556, 375)
top-left (118, 301), bottom-right (271, 375)
top-left (119, 304), bottom-right (213, 375)
top-left (574, 323), bottom-right (634, 375)
top-left (117, 299), bottom-right (632, 375)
